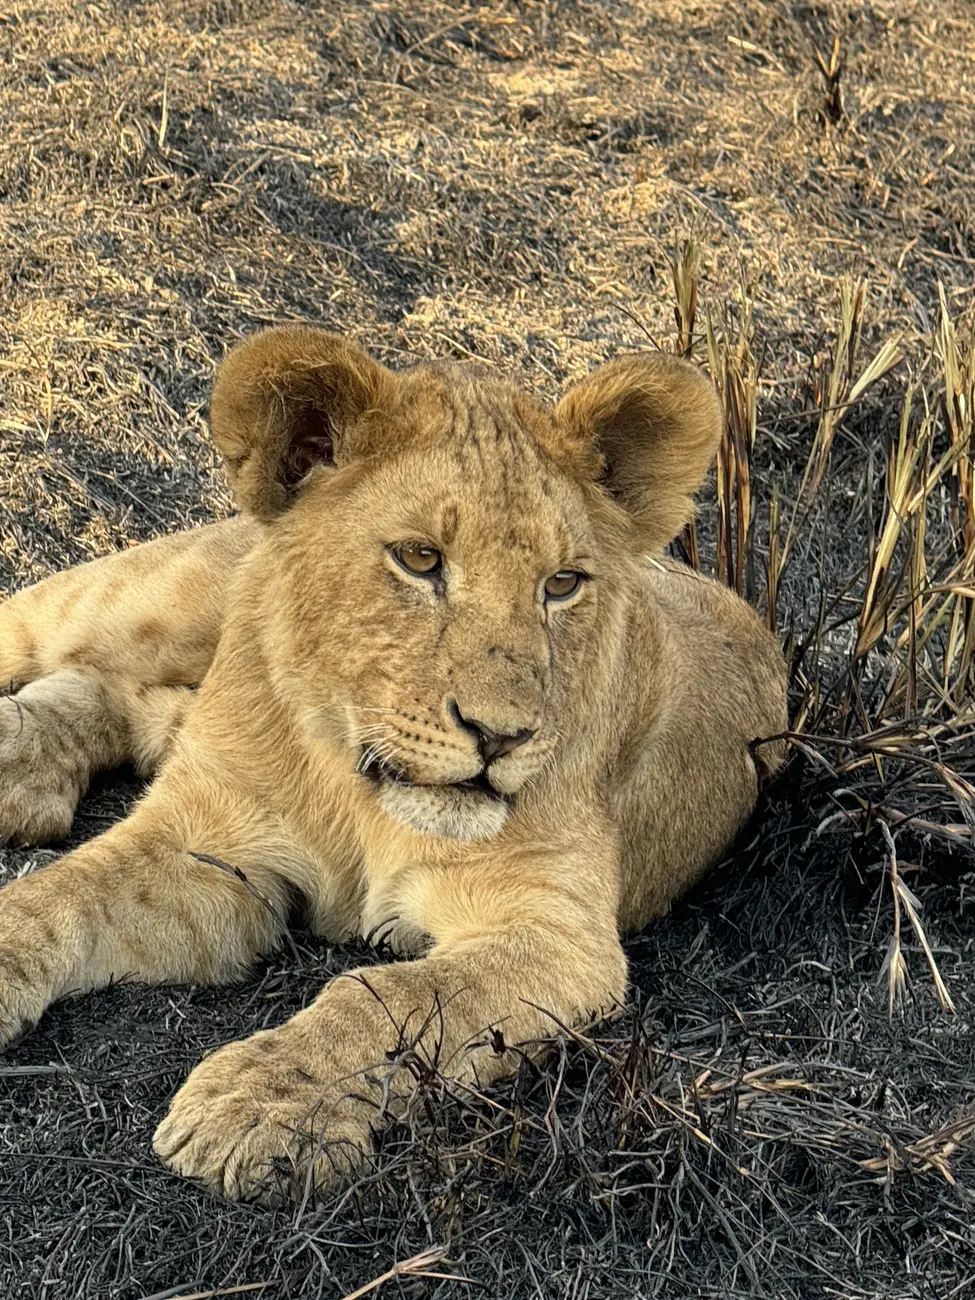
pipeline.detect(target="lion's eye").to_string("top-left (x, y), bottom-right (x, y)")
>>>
top-left (394, 543), bottom-right (442, 576)
top-left (544, 571), bottom-right (584, 601)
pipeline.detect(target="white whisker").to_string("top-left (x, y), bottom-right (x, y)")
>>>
top-left (349, 724), bottom-right (395, 743)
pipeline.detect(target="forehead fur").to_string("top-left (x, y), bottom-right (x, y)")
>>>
top-left (352, 362), bottom-right (601, 484)
top-left (335, 363), bottom-right (624, 564)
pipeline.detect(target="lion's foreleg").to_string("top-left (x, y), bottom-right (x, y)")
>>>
top-left (153, 845), bottom-right (628, 1202)
top-left (0, 782), bottom-right (290, 1046)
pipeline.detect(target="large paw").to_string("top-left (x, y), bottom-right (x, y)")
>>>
top-left (0, 691), bottom-right (83, 844)
top-left (152, 1029), bottom-right (376, 1203)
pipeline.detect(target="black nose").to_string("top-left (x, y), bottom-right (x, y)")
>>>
top-left (448, 702), bottom-right (536, 764)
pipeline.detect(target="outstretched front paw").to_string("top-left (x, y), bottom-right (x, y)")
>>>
top-left (152, 1029), bottom-right (376, 1204)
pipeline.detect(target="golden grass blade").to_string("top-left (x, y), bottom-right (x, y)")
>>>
top-left (339, 1248), bottom-right (475, 1300)
top-left (670, 239), bottom-right (701, 359)
top-left (894, 876), bottom-right (957, 1015)
top-left (878, 822), bottom-right (956, 1016)
top-left (847, 336), bottom-right (903, 404)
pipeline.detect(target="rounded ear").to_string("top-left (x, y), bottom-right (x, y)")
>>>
top-left (556, 352), bottom-right (722, 553)
top-left (210, 326), bottom-right (396, 520)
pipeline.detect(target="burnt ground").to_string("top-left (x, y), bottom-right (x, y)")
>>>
top-left (1, 2), bottom-right (975, 1297)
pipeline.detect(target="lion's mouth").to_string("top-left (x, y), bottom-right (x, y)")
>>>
top-left (358, 752), bottom-right (512, 806)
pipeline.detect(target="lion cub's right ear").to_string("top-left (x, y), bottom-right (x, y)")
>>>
top-left (210, 326), bottom-right (396, 521)
top-left (556, 352), bottom-right (722, 554)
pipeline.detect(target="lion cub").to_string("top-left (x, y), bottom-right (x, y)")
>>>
top-left (0, 328), bottom-right (787, 1201)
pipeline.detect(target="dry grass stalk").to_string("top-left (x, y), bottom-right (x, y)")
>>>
top-left (936, 283), bottom-right (975, 705)
top-left (765, 487), bottom-right (782, 636)
top-left (691, 273), bottom-right (906, 624)
top-left (862, 294), bottom-right (975, 719)
top-left (670, 238), bottom-right (701, 360)
top-left (338, 1247), bottom-right (473, 1299)
top-left (157, 1284), bottom-right (274, 1300)
top-left (814, 33), bottom-right (844, 127)
top-left (854, 382), bottom-right (931, 663)
top-left (899, 1111), bottom-right (975, 1186)
top-left (879, 820), bottom-right (956, 1017)
top-left (667, 264), bottom-right (975, 1010)
top-left (669, 240), bottom-right (705, 570)
top-left (779, 281), bottom-right (902, 581)
top-left (858, 1109), bottom-right (975, 1187)
top-left (697, 264), bottom-right (758, 599)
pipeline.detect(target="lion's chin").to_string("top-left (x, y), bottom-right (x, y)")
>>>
top-left (376, 782), bottom-right (511, 842)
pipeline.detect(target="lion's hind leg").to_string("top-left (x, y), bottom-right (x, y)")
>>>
top-left (0, 670), bottom-right (192, 845)
top-left (0, 518), bottom-right (257, 844)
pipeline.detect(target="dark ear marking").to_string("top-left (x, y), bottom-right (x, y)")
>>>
top-left (282, 409), bottom-right (336, 491)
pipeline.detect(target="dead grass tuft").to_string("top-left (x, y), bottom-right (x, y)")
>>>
top-left (681, 252), bottom-right (974, 1017)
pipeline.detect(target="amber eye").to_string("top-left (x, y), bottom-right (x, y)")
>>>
top-left (393, 543), bottom-right (442, 576)
top-left (544, 571), bottom-right (584, 601)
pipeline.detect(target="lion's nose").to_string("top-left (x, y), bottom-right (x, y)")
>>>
top-left (447, 701), bottom-right (536, 765)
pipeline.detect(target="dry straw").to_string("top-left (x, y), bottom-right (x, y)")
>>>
top-left (669, 240), bottom-right (974, 1015)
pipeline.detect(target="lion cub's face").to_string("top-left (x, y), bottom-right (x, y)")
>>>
top-left (277, 369), bottom-right (607, 842)
top-left (212, 326), bottom-right (721, 843)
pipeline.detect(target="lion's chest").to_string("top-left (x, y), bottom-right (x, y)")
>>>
top-left (281, 765), bottom-right (440, 955)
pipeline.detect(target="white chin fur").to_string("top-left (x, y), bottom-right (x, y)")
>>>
top-left (377, 783), bottom-right (510, 841)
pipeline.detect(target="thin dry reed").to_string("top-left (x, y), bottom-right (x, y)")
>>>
top-left (669, 249), bottom-right (975, 1014)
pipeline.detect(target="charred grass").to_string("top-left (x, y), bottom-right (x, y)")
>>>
top-left (1, 2), bottom-right (975, 1297)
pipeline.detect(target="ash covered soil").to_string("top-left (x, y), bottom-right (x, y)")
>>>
top-left (1, 2), bottom-right (974, 1298)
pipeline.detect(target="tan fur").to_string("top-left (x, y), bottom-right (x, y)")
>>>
top-left (0, 327), bottom-right (787, 1203)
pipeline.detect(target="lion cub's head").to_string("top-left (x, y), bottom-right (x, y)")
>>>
top-left (210, 327), bottom-right (721, 842)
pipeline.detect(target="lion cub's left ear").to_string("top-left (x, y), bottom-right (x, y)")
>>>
top-left (210, 326), bottom-right (396, 521)
top-left (556, 353), bottom-right (722, 553)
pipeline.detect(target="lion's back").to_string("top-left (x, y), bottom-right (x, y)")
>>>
top-left (614, 560), bottom-right (788, 931)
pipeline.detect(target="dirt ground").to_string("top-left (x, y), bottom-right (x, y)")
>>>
top-left (1, 2), bottom-right (974, 1297)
